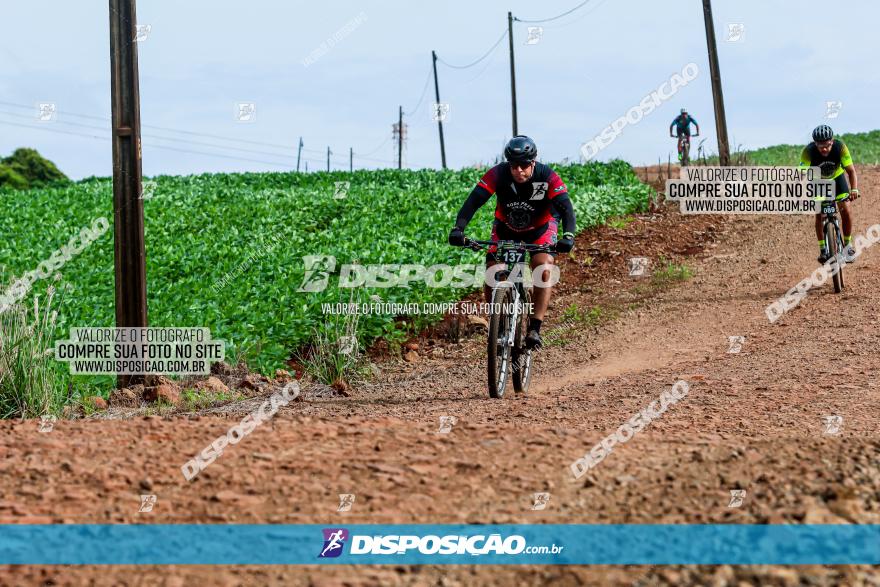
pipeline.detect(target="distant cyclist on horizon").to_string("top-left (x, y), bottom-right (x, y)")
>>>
top-left (448, 135), bottom-right (576, 350)
top-left (670, 108), bottom-right (699, 162)
top-left (801, 124), bottom-right (860, 263)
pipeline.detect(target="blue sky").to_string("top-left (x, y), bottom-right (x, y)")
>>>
top-left (1, 0), bottom-right (877, 179)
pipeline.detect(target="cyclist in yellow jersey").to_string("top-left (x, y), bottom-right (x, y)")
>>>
top-left (800, 125), bottom-right (860, 263)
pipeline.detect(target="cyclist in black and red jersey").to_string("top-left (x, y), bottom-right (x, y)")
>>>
top-left (448, 135), bottom-right (576, 349)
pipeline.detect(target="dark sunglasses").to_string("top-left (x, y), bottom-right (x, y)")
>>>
top-left (509, 161), bottom-right (534, 170)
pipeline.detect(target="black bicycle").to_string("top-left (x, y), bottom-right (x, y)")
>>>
top-left (455, 238), bottom-right (554, 398)
top-left (820, 198), bottom-right (846, 293)
top-left (676, 132), bottom-right (698, 166)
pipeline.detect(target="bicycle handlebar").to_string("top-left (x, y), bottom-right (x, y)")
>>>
top-left (457, 237), bottom-right (555, 253)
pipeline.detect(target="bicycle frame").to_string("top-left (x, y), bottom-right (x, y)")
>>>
top-left (821, 199), bottom-right (846, 264)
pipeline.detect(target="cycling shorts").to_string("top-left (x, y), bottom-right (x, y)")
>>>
top-left (486, 219), bottom-right (558, 264)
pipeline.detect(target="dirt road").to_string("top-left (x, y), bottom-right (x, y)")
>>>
top-left (2, 168), bottom-right (879, 586)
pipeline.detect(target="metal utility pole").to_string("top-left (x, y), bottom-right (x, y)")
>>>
top-left (398, 106), bottom-right (403, 169)
top-left (431, 50), bottom-right (447, 169)
top-left (349, 147), bottom-right (353, 172)
top-left (296, 137), bottom-right (303, 172)
top-left (326, 146), bottom-right (331, 172)
top-left (507, 11), bottom-right (518, 136)
top-left (109, 0), bottom-right (148, 388)
top-left (701, 0), bottom-right (731, 165)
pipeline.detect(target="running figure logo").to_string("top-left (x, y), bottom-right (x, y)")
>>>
top-left (337, 494), bottom-right (355, 512)
top-left (727, 489), bottom-right (746, 508)
top-left (318, 528), bottom-right (349, 558)
top-left (628, 257), bottom-right (649, 277)
top-left (822, 415), bottom-right (843, 435)
top-left (531, 492), bottom-right (551, 510)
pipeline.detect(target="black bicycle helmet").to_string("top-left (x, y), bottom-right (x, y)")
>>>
top-left (812, 124), bottom-right (834, 142)
top-left (504, 135), bottom-right (538, 163)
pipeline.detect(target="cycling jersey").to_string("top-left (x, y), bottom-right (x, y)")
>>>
top-left (671, 114), bottom-right (697, 136)
top-left (454, 161), bottom-right (576, 235)
top-left (799, 139), bottom-right (852, 180)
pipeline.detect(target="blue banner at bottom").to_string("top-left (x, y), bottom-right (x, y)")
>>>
top-left (0, 524), bottom-right (877, 565)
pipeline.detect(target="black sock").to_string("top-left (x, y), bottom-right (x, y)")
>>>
top-left (529, 317), bottom-right (542, 333)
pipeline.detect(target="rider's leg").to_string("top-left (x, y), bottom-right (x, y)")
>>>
top-left (840, 200), bottom-right (853, 240)
top-left (529, 252), bottom-right (555, 323)
top-left (483, 258), bottom-right (505, 304)
top-left (815, 214), bottom-right (829, 262)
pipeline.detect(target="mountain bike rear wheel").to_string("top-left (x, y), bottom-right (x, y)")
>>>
top-left (512, 288), bottom-right (533, 394)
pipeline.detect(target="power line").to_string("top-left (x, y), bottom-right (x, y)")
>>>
top-left (436, 29), bottom-right (508, 70)
top-left (0, 99), bottom-right (329, 156)
top-left (513, 0), bottom-right (597, 24)
top-left (0, 110), bottom-right (399, 167)
top-left (0, 117), bottom-right (360, 169)
top-left (404, 68), bottom-right (433, 116)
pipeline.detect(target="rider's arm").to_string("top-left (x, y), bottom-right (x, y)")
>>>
top-left (841, 144), bottom-right (858, 193)
top-left (548, 171), bottom-right (576, 235)
top-left (690, 117), bottom-right (699, 134)
top-left (454, 186), bottom-right (492, 230)
top-left (454, 169), bottom-right (497, 230)
top-left (669, 120), bottom-right (676, 135)
top-left (551, 194), bottom-right (576, 235)
top-left (799, 147), bottom-right (811, 168)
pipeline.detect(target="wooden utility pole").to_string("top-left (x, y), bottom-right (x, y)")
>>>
top-left (431, 50), bottom-right (447, 169)
top-left (507, 12), bottom-right (518, 136)
top-left (296, 137), bottom-right (303, 172)
top-left (326, 146), bottom-right (331, 172)
top-left (397, 106), bottom-right (403, 169)
top-left (109, 0), bottom-right (148, 388)
top-left (701, 0), bottom-right (731, 165)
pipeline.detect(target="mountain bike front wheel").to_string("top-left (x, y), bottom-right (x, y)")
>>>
top-left (826, 220), bottom-right (845, 293)
top-left (487, 285), bottom-right (513, 398)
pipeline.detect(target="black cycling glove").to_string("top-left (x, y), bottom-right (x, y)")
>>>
top-left (448, 227), bottom-right (465, 246)
top-left (555, 232), bottom-right (574, 253)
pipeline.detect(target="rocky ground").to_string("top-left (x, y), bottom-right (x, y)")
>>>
top-left (1, 168), bottom-right (878, 586)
